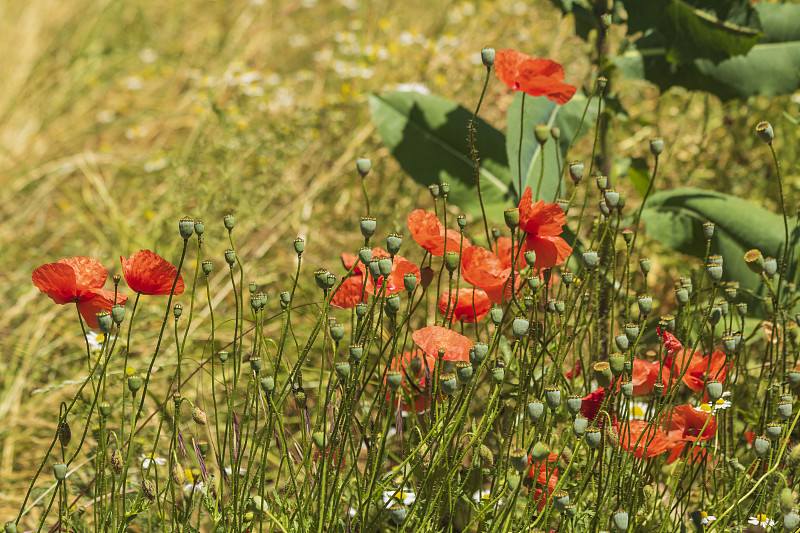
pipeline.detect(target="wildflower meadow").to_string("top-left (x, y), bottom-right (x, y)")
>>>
top-left (4, 0), bottom-right (800, 532)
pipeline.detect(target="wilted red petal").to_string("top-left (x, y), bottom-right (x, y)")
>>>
top-left (121, 250), bottom-right (184, 296)
top-left (438, 288), bottom-right (492, 323)
top-left (412, 325), bottom-right (473, 362)
top-left (407, 209), bottom-right (469, 256)
top-left (78, 289), bottom-right (128, 328)
top-left (615, 420), bottom-right (672, 458)
top-left (331, 275), bottom-right (367, 309)
top-left (659, 329), bottom-right (683, 356)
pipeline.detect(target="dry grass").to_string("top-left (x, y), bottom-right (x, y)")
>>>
top-left (0, 0), bottom-right (795, 522)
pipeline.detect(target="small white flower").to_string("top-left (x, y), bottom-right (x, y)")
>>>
top-left (139, 454), bottom-right (167, 469)
top-left (748, 514), bottom-right (775, 528)
top-left (700, 512), bottom-right (716, 524)
top-left (224, 466), bottom-right (247, 476)
top-left (382, 489), bottom-right (415, 506)
top-left (472, 489), bottom-right (500, 505)
top-left (96, 109), bottom-right (116, 124)
top-left (629, 401), bottom-right (649, 420)
top-left (138, 48), bottom-right (158, 64)
top-left (695, 392), bottom-right (732, 413)
top-left (183, 480), bottom-right (204, 495)
top-left (122, 75), bottom-right (143, 91)
top-left (392, 82), bottom-right (430, 95)
top-left (143, 156), bottom-right (169, 173)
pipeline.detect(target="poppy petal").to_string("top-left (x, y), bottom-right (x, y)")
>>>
top-left (411, 325), bottom-right (473, 362)
top-left (121, 250), bottom-right (184, 296)
top-left (407, 210), bottom-right (469, 256)
top-left (58, 257), bottom-right (108, 289)
top-left (524, 235), bottom-right (572, 270)
top-left (438, 288), bottom-right (492, 323)
top-left (77, 289), bottom-right (128, 329)
top-left (32, 262), bottom-right (79, 304)
top-left (518, 195), bottom-right (567, 236)
top-left (331, 275), bottom-right (367, 309)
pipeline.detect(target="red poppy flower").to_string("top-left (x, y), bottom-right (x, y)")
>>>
top-left (615, 420), bottom-right (672, 458)
top-left (411, 325), bottom-right (473, 362)
top-left (658, 328), bottom-right (683, 356)
top-left (331, 275), bottom-right (368, 309)
top-left (32, 257), bottom-right (128, 329)
top-left (120, 250), bottom-right (184, 296)
top-left (386, 350), bottom-right (438, 413)
top-left (330, 248), bottom-right (420, 309)
top-left (494, 49), bottom-right (577, 105)
top-left (492, 237), bottom-right (527, 270)
top-left (461, 246), bottom-right (521, 303)
top-left (665, 405), bottom-right (716, 464)
top-left (630, 359), bottom-right (660, 396)
top-left (581, 387), bottom-right (606, 422)
top-left (564, 360), bottom-right (581, 379)
top-left (407, 210), bottom-right (470, 256)
top-left (662, 349), bottom-right (729, 392)
top-left (438, 288), bottom-right (492, 323)
top-left (517, 187), bottom-right (572, 268)
top-left (528, 453), bottom-right (559, 511)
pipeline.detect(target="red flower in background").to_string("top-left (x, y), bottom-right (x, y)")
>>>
top-left (663, 349), bottom-right (729, 392)
top-left (494, 49), bottom-right (577, 105)
top-left (330, 248), bottom-right (420, 309)
top-left (407, 210), bottom-right (470, 256)
top-left (615, 420), bottom-right (672, 458)
top-left (32, 257), bottom-right (128, 329)
top-left (492, 237), bottom-right (527, 270)
top-left (629, 359), bottom-right (660, 396)
top-left (461, 246), bottom-right (521, 303)
top-left (438, 288), bottom-right (492, 323)
top-left (666, 405), bottom-right (716, 464)
top-left (517, 187), bottom-right (572, 269)
top-left (412, 325), bottom-right (473, 362)
top-left (581, 388), bottom-right (606, 422)
top-left (528, 453), bottom-right (560, 511)
top-left (386, 350), bottom-right (438, 413)
top-left (120, 250), bottom-right (184, 296)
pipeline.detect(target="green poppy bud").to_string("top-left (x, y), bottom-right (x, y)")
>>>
top-left (356, 158), bottom-right (371, 177)
top-left (201, 260), bottom-right (213, 275)
top-left (604, 189), bottom-right (620, 210)
top-left (404, 272), bottom-right (417, 293)
top-left (784, 512), bottom-right (799, 532)
top-left (481, 47), bottom-right (495, 67)
top-left (440, 182), bottom-right (450, 196)
top-left (53, 462), bottom-right (67, 481)
top-left (457, 214), bottom-right (466, 229)
top-left (377, 257), bottom-right (392, 277)
top-left (706, 263), bottom-right (723, 284)
top-left (490, 305), bottom-right (503, 326)
top-left (355, 302), bottom-right (368, 318)
top-left (385, 294), bottom-right (401, 315)
top-left (314, 268), bottom-right (330, 290)
top-left (428, 184), bottom-right (440, 198)
top-left (472, 343), bottom-right (488, 365)
top-left (573, 415), bottom-right (588, 437)
top-left (504, 208), bottom-right (519, 229)
top-left (389, 504), bottom-right (406, 524)
top-left (534, 124), bottom-right (550, 145)
top-left (702, 221), bottom-right (715, 240)
top-left (649, 138), bottom-right (664, 156)
top-left (260, 377), bottom-right (275, 394)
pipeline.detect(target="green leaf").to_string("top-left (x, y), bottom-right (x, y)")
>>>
top-left (506, 91), bottom-right (600, 203)
top-left (369, 91), bottom-right (513, 223)
top-left (612, 3), bottom-right (800, 100)
top-left (640, 188), bottom-right (796, 312)
top-left (626, 157), bottom-right (651, 199)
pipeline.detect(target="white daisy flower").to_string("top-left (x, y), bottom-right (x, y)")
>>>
top-left (224, 467), bottom-right (247, 476)
top-left (695, 392), bottom-right (732, 413)
top-left (700, 511), bottom-right (716, 524)
top-left (629, 401), bottom-right (650, 420)
top-left (382, 489), bottom-right (415, 506)
top-left (139, 453), bottom-right (167, 469)
top-left (748, 514), bottom-right (775, 528)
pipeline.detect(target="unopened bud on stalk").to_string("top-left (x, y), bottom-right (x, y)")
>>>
top-left (504, 208), bottom-right (519, 229)
top-left (192, 406), bottom-right (207, 425)
top-left (481, 48), bottom-right (495, 67)
top-left (650, 138), bottom-right (664, 156)
top-left (764, 257), bottom-right (778, 277)
top-left (356, 158), bottom-right (371, 177)
top-left (534, 124), bottom-right (550, 145)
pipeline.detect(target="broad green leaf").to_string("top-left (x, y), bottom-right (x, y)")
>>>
top-left (612, 3), bottom-right (800, 100)
top-left (640, 188), bottom-right (797, 312)
top-left (626, 157), bottom-right (651, 199)
top-left (369, 91), bottom-right (513, 223)
top-left (506, 91), bottom-right (600, 203)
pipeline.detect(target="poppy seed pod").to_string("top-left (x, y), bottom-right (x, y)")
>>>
top-left (355, 302), bottom-right (368, 318)
top-left (390, 504), bottom-right (406, 524)
top-left (788, 370), bottom-right (800, 387)
top-left (615, 334), bottom-right (629, 351)
top-left (706, 380), bottom-right (723, 402)
top-left (224, 248), bottom-right (236, 267)
top-left (612, 510), bottom-right (629, 533)
top-left (620, 381), bottom-right (634, 397)
top-left (293, 237), bottom-right (305, 256)
top-left (492, 365), bottom-right (505, 383)
top-left (329, 322), bottom-right (345, 342)
top-left (356, 158), bottom-right (371, 177)
top-left (491, 227), bottom-right (501, 240)
top-left (649, 138), bottom-right (664, 156)
top-left (249, 357), bottom-right (262, 374)
top-left (604, 189), bottom-right (620, 210)
top-left (260, 377), bottom-right (275, 394)
top-left (721, 335), bottom-right (736, 355)
top-left (218, 351), bottom-right (229, 363)
top-left (583, 250), bottom-right (598, 269)
top-left (202, 259), bottom-right (213, 275)
top-left (53, 462), bottom-right (67, 481)
top-left (490, 305), bottom-right (503, 326)
top-left (624, 323), bottom-right (640, 343)
top-left (523, 250), bottom-right (537, 268)
top-left (744, 249), bottom-right (765, 274)
top-left (600, 12), bottom-right (612, 28)
top-left (194, 220), bottom-right (204, 236)
top-left (708, 305), bottom-right (722, 326)
top-left (534, 124), bottom-right (550, 145)
top-left (621, 229), bottom-right (633, 245)
top-left (440, 182), bottom-right (450, 196)
top-left (566, 395), bottom-right (583, 416)
top-left (764, 257), bottom-right (778, 277)
top-left (531, 442), bottom-right (550, 462)
top-left (596, 175), bottom-right (608, 191)
top-left (248, 281), bottom-right (258, 294)
top-left (481, 47), bottom-right (495, 67)
top-left (675, 286), bottom-right (689, 306)
top-left (637, 295), bottom-right (653, 315)
top-left (386, 370), bottom-right (403, 392)
top-left (99, 402), bottom-right (111, 418)
top-left (557, 198), bottom-right (569, 212)
top-left (456, 361), bottom-right (473, 383)
top-left (179, 216), bottom-right (195, 240)
top-left (386, 233), bottom-right (403, 256)
top-left (596, 76), bottom-right (608, 92)
top-left (402, 272), bottom-right (417, 293)
top-left (561, 270), bottom-right (573, 286)
top-left (444, 252), bottom-right (460, 273)
top-left (223, 214), bottom-right (235, 231)
top-left (754, 435), bottom-right (770, 457)
top-left (544, 386), bottom-right (561, 410)
top-left (428, 184), bottom-right (440, 198)
top-left (527, 400), bottom-right (545, 422)
top-left (553, 490), bottom-right (570, 512)
top-left (5, 523), bottom-right (16, 533)
top-left (594, 362), bottom-right (613, 388)
top-left (379, 257), bottom-right (393, 277)
top-left (456, 214), bottom-right (466, 229)
top-left (512, 316), bottom-right (529, 339)
top-left (573, 415), bottom-right (588, 437)
top-left (585, 427), bottom-right (602, 448)
top-left (599, 201), bottom-right (611, 218)
top-left (360, 217), bottom-right (377, 239)
top-left (766, 422), bottom-right (783, 441)
top-left (639, 258), bottom-right (651, 275)
top-left (509, 449), bottom-right (528, 473)
top-left (706, 263), bottom-right (723, 284)
top-left (702, 221), bottom-right (715, 240)
top-left (335, 361), bottom-right (351, 380)
top-left (471, 343), bottom-right (489, 365)
top-left (756, 121), bottom-right (774, 145)
top-left (440, 373), bottom-right (459, 395)
top-left (96, 310), bottom-right (112, 333)
top-left (784, 512), bottom-right (800, 532)
top-left (569, 161), bottom-right (584, 184)
top-left (609, 353), bottom-right (625, 376)
top-left (778, 401), bottom-right (792, 421)
top-left (503, 208), bottom-right (519, 230)
top-left (386, 294), bottom-right (401, 315)
top-left (314, 268), bottom-right (330, 290)
top-left (358, 247), bottom-right (372, 265)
